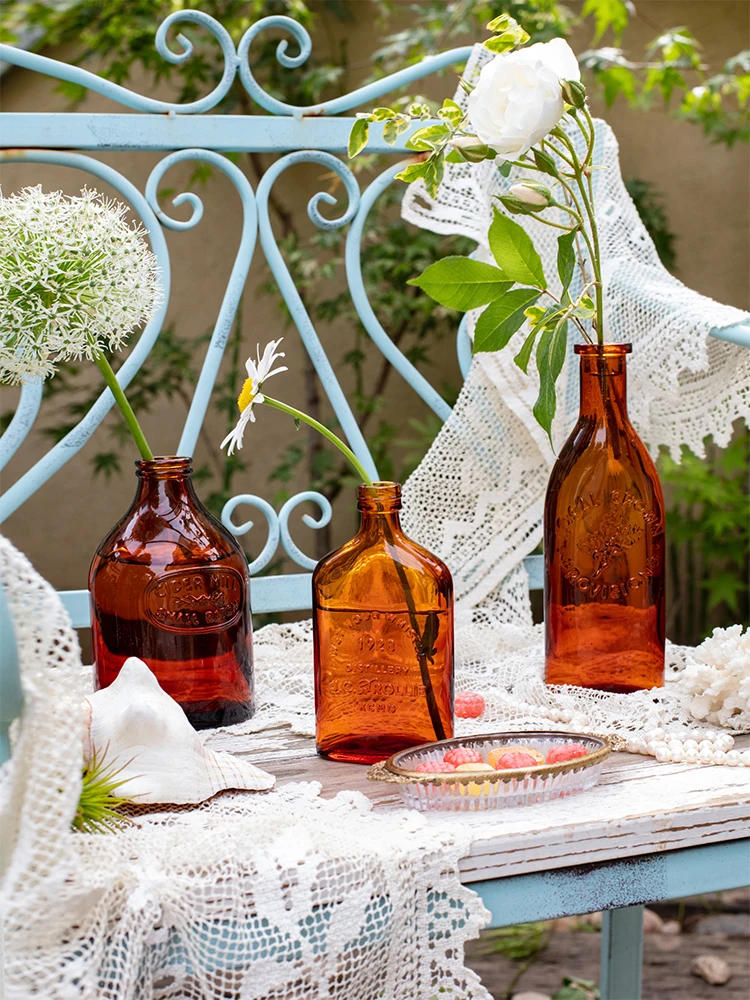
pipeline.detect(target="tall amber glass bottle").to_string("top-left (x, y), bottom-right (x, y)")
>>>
top-left (89, 456), bottom-right (254, 728)
top-left (313, 482), bottom-right (454, 763)
top-left (544, 345), bottom-right (665, 692)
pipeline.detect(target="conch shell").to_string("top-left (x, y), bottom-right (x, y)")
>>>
top-left (83, 657), bottom-right (275, 804)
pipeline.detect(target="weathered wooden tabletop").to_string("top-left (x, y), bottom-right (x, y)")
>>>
top-left (232, 729), bottom-right (750, 884)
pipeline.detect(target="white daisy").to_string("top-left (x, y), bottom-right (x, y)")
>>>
top-left (220, 339), bottom-right (288, 455)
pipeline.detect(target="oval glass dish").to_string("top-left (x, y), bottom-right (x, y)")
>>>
top-left (368, 732), bottom-right (611, 812)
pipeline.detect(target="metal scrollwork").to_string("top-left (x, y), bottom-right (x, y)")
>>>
top-left (0, 12), bottom-right (471, 118)
top-left (221, 490), bottom-right (332, 573)
top-left (144, 150), bottom-right (259, 456)
top-left (345, 162), bottom-right (453, 421)
top-left (221, 495), bottom-right (280, 574)
top-left (279, 492), bottom-right (333, 571)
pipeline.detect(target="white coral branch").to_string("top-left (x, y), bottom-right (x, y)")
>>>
top-left (683, 625), bottom-right (750, 728)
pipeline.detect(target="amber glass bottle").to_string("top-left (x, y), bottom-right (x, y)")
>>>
top-left (544, 345), bottom-right (665, 692)
top-left (313, 482), bottom-right (454, 763)
top-left (89, 456), bottom-right (254, 728)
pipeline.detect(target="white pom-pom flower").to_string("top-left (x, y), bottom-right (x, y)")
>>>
top-left (683, 625), bottom-right (750, 728)
top-left (0, 186), bottom-right (162, 384)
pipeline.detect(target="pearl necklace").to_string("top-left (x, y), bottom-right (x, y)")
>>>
top-left (626, 729), bottom-right (750, 766)
top-left (531, 706), bottom-right (749, 766)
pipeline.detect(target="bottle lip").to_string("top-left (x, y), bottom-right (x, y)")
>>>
top-left (575, 343), bottom-right (632, 356)
top-left (357, 480), bottom-right (402, 510)
top-left (135, 455), bottom-right (192, 478)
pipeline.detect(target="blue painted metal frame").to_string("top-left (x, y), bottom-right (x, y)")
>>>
top-left (473, 838), bottom-right (750, 1000)
top-left (0, 15), bottom-right (748, 998)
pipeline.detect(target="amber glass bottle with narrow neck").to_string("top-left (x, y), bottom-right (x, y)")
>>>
top-left (89, 456), bottom-right (254, 728)
top-left (544, 345), bottom-right (666, 692)
top-left (313, 482), bottom-right (454, 763)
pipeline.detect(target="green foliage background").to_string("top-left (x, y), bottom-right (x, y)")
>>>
top-left (1, 0), bottom-right (747, 641)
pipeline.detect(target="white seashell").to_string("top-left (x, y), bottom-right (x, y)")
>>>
top-left (83, 657), bottom-right (275, 804)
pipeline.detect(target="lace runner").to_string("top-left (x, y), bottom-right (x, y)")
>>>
top-left (0, 536), bottom-right (490, 1000)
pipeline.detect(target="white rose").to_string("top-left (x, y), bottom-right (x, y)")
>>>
top-left (468, 38), bottom-right (581, 159)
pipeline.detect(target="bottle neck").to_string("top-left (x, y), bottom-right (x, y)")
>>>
top-left (357, 482), bottom-right (403, 536)
top-left (576, 345), bottom-right (631, 423)
top-left (134, 456), bottom-right (198, 510)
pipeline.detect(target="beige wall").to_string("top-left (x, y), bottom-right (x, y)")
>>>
top-left (1, 0), bottom-right (748, 593)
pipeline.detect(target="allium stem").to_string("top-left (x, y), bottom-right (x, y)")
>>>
top-left (94, 353), bottom-right (154, 461)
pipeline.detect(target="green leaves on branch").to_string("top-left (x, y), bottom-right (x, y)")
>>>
top-left (484, 14), bottom-right (530, 53)
top-left (488, 209), bottom-right (546, 288)
top-left (474, 288), bottom-right (541, 353)
top-left (407, 258), bottom-right (511, 311)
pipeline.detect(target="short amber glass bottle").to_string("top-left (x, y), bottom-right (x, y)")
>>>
top-left (544, 345), bottom-right (666, 692)
top-left (89, 456), bottom-right (254, 728)
top-left (313, 482), bottom-right (454, 763)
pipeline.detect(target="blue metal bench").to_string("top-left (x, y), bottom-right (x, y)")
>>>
top-left (1, 13), bottom-right (748, 999)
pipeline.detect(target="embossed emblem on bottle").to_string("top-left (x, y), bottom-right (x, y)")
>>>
top-left (558, 490), bottom-right (662, 600)
top-left (145, 567), bottom-right (244, 632)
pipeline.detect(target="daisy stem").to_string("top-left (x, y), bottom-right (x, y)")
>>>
top-left (94, 353), bottom-right (154, 461)
top-left (263, 396), bottom-right (374, 487)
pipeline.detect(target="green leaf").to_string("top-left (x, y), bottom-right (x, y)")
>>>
top-left (437, 98), bottom-right (463, 126)
top-left (703, 571), bottom-right (744, 613)
top-left (383, 115), bottom-right (411, 144)
top-left (370, 107), bottom-right (396, 121)
top-left (582, 0), bottom-right (630, 41)
top-left (423, 152), bottom-right (445, 197)
top-left (574, 295), bottom-right (596, 318)
top-left (408, 257), bottom-right (511, 310)
top-left (557, 229), bottom-right (577, 296)
top-left (600, 66), bottom-right (636, 106)
top-left (498, 161), bottom-right (512, 177)
top-left (405, 124), bottom-right (450, 151)
top-left (533, 317), bottom-right (569, 439)
top-left (394, 161), bottom-right (429, 183)
top-left (445, 149), bottom-right (464, 163)
top-left (473, 288), bottom-right (542, 353)
top-left (485, 32), bottom-right (521, 54)
top-left (514, 307), bottom-right (564, 373)
top-left (488, 208), bottom-right (546, 288)
top-left (348, 118), bottom-right (369, 158)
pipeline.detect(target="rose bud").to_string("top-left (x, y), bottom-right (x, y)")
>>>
top-left (508, 181), bottom-right (554, 208)
top-left (562, 79), bottom-right (587, 109)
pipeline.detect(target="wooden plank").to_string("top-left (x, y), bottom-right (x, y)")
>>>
top-left (220, 728), bottom-right (750, 882)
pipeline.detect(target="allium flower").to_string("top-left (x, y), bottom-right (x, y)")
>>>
top-left (0, 186), bottom-right (162, 384)
top-left (221, 339), bottom-right (288, 455)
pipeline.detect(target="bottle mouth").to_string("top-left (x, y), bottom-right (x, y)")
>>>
top-left (575, 343), bottom-right (632, 356)
top-left (357, 481), bottom-right (402, 511)
top-left (136, 455), bottom-right (192, 478)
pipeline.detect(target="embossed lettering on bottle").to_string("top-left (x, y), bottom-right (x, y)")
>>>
top-left (145, 568), bottom-right (244, 631)
top-left (313, 483), bottom-right (454, 764)
top-left (544, 346), bottom-right (665, 693)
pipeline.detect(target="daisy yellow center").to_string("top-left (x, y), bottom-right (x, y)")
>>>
top-left (237, 377), bottom-right (255, 412)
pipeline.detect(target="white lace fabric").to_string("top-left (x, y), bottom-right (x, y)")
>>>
top-left (0, 536), bottom-right (490, 1000)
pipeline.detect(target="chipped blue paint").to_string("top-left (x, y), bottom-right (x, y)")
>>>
top-left (474, 840), bottom-right (750, 1000)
